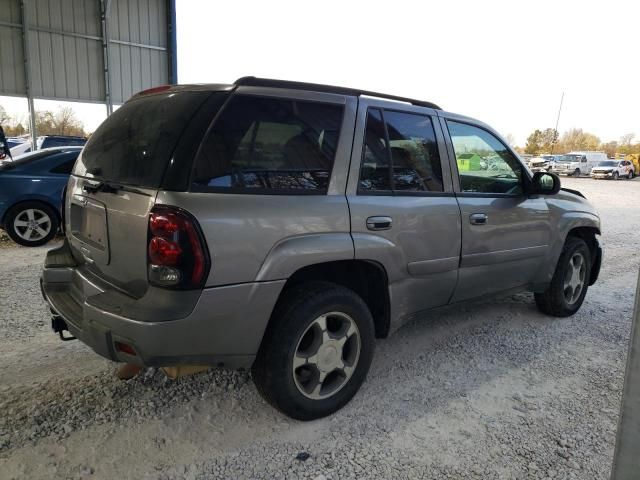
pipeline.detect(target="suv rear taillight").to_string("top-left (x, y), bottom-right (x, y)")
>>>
top-left (147, 205), bottom-right (210, 289)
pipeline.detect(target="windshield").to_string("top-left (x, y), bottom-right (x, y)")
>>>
top-left (564, 154), bottom-right (584, 162)
top-left (598, 161), bottom-right (617, 167)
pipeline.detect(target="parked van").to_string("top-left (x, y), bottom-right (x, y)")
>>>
top-left (554, 151), bottom-right (608, 176)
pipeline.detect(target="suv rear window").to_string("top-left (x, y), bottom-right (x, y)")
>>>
top-left (41, 137), bottom-right (86, 148)
top-left (74, 91), bottom-right (210, 187)
top-left (192, 95), bottom-right (344, 194)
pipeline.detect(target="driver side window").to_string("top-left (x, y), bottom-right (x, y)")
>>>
top-left (446, 121), bottom-right (523, 195)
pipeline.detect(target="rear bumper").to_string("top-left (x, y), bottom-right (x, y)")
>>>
top-left (41, 245), bottom-right (285, 369)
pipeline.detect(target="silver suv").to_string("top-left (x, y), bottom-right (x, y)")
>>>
top-left (41, 77), bottom-right (602, 420)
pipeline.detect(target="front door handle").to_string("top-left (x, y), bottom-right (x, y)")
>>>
top-left (366, 216), bottom-right (393, 231)
top-left (469, 213), bottom-right (488, 225)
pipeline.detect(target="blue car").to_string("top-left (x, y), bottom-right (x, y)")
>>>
top-left (0, 147), bottom-right (82, 246)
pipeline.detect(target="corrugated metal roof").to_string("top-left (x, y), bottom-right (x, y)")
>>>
top-left (0, 0), bottom-right (174, 105)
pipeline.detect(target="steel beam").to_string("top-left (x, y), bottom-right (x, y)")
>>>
top-left (167, 0), bottom-right (177, 84)
top-left (19, 0), bottom-right (37, 148)
top-left (100, 0), bottom-right (113, 115)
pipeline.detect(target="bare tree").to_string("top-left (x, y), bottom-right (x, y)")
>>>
top-left (35, 107), bottom-right (86, 137)
top-left (0, 105), bottom-right (10, 126)
top-left (504, 133), bottom-right (516, 147)
top-left (620, 133), bottom-right (635, 146)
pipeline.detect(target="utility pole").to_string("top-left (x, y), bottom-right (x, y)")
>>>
top-left (550, 91), bottom-right (564, 154)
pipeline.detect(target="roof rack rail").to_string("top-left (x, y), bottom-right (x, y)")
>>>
top-left (234, 76), bottom-right (441, 110)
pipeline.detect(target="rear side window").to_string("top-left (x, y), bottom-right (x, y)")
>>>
top-left (50, 156), bottom-right (78, 174)
top-left (359, 108), bottom-right (444, 193)
top-left (74, 91), bottom-right (210, 187)
top-left (192, 95), bottom-right (344, 194)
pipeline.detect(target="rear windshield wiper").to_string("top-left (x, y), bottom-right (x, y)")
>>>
top-left (82, 181), bottom-right (121, 194)
top-left (82, 180), bottom-right (151, 196)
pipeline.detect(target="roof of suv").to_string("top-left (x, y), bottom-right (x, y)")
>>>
top-left (134, 77), bottom-right (442, 110)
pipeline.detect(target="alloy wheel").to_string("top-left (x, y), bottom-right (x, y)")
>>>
top-left (292, 311), bottom-right (361, 400)
top-left (13, 208), bottom-right (52, 242)
top-left (563, 252), bottom-right (587, 305)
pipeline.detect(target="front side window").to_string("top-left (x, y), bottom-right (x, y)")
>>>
top-left (359, 108), bottom-right (443, 193)
top-left (192, 95), bottom-right (343, 193)
top-left (447, 121), bottom-right (524, 195)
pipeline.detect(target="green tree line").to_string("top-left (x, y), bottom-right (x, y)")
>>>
top-left (521, 127), bottom-right (639, 157)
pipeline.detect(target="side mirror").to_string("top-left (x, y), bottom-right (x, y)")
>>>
top-left (531, 171), bottom-right (561, 195)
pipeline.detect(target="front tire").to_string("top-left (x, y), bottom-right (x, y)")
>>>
top-left (4, 201), bottom-right (59, 247)
top-left (535, 236), bottom-right (591, 317)
top-left (613, 171), bottom-right (619, 180)
top-left (252, 281), bottom-right (375, 420)
top-left (573, 168), bottom-right (581, 177)
top-left (628, 171), bottom-right (633, 180)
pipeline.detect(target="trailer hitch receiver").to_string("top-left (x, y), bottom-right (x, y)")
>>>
top-left (51, 315), bottom-right (76, 341)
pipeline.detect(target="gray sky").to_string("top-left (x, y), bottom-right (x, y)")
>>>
top-left (2, 0), bottom-right (638, 145)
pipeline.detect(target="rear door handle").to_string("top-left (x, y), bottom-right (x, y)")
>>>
top-left (469, 213), bottom-right (488, 225)
top-left (366, 216), bottom-right (393, 231)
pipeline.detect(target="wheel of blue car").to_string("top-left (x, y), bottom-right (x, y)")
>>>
top-left (252, 281), bottom-right (375, 420)
top-left (5, 201), bottom-right (59, 247)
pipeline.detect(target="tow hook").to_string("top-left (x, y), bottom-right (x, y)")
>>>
top-left (51, 315), bottom-right (76, 341)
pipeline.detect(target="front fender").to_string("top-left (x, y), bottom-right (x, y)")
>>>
top-left (254, 233), bottom-right (354, 282)
top-left (534, 211), bottom-right (601, 288)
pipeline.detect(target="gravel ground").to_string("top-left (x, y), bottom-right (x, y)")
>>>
top-left (0, 177), bottom-right (638, 480)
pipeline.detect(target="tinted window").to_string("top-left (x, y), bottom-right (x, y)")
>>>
top-left (359, 109), bottom-right (391, 191)
top-left (359, 109), bottom-right (443, 193)
top-left (0, 150), bottom-right (56, 171)
top-left (74, 91), bottom-right (210, 187)
top-left (447, 121), bottom-right (524, 195)
top-left (42, 137), bottom-right (86, 148)
top-left (192, 95), bottom-right (343, 193)
top-left (50, 156), bottom-right (78, 174)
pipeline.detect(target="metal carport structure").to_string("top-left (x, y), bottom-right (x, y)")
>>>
top-left (0, 0), bottom-right (177, 144)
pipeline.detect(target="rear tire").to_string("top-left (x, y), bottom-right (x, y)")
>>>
top-left (4, 201), bottom-right (58, 247)
top-left (535, 236), bottom-right (591, 317)
top-left (252, 281), bottom-right (375, 420)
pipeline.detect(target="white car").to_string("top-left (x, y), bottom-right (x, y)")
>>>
top-left (9, 139), bottom-right (32, 157)
top-left (590, 160), bottom-right (635, 180)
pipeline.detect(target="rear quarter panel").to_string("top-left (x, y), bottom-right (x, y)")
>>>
top-left (155, 192), bottom-right (353, 286)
